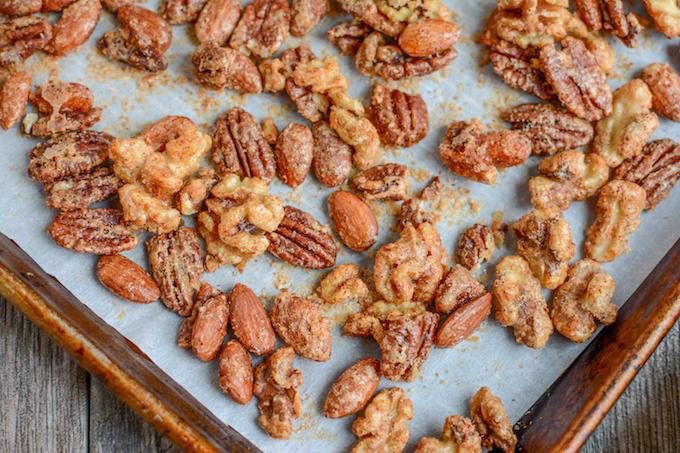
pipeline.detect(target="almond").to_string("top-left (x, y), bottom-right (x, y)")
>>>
top-left (327, 190), bottom-right (379, 251)
top-left (96, 255), bottom-right (160, 303)
top-left (47, 0), bottom-right (101, 55)
top-left (398, 19), bottom-right (459, 58)
top-left (191, 292), bottom-right (229, 361)
top-left (218, 339), bottom-right (253, 404)
top-left (434, 293), bottom-right (492, 348)
top-left (229, 283), bottom-right (276, 355)
top-left (324, 358), bottom-right (380, 418)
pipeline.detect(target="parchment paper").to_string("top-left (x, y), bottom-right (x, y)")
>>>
top-left (1, 1), bottom-right (678, 451)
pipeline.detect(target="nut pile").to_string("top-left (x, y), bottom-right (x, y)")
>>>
top-left (3, 0), bottom-right (680, 450)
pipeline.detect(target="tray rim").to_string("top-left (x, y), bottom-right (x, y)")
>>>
top-left (0, 231), bottom-right (678, 453)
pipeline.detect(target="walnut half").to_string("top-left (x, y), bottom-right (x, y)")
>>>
top-left (351, 387), bottom-right (414, 453)
top-left (470, 387), bottom-right (517, 453)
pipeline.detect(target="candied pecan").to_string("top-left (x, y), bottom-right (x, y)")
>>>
top-left (551, 259), bottom-right (616, 342)
top-left (317, 263), bottom-right (370, 305)
top-left (642, 0), bottom-right (680, 39)
top-left (480, 129), bottom-right (532, 168)
top-left (369, 84), bottom-right (428, 148)
top-left (266, 206), bottom-right (338, 269)
top-left (253, 347), bottom-right (302, 439)
top-left (614, 139), bottom-right (680, 210)
top-left (503, 103), bottom-right (594, 155)
top-left (415, 415), bottom-right (482, 453)
top-left (282, 46), bottom-right (330, 122)
top-left (261, 116), bottom-right (278, 145)
top-left (329, 105), bottom-right (381, 170)
top-left (49, 208), bottom-right (138, 255)
top-left (575, 0), bottom-right (640, 46)
top-left (98, 5), bottom-right (172, 72)
top-left (470, 387), bottom-right (517, 453)
top-left (28, 130), bottom-right (113, 184)
top-left (0, 0), bottom-right (41, 15)
top-left (456, 224), bottom-right (495, 270)
top-left (0, 17), bottom-right (52, 68)
top-left (101, 0), bottom-right (136, 12)
top-left (218, 339), bottom-right (253, 404)
top-left (28, 79), bottom-right (101, 137)
top-left (641, 63), bottom-right (680, 123)
top-left (493, 256), bottom-right (553, 348)
top-left (147, 227), bottom-right (203, 316)
top-left (0, 70), bottom-right (30, 130)
top-left (46, 0), bottom-right (101, 55)
top-left (118, 183), bottom-right (182, 233)
top-left (398, 19), bottom-right (459, 58)
top-left (229, 0), bottom-right (289, 58)
top-left (270, 291), bottom-right (332, 361)
top-left (351, 387), bottom-right (413, 452)
top-left (195, 0), bottom-right (240, 45)
top-left (274, 123), bottom-right (313, 187)
top-left (43, 0), bottom-right (79, 12)
top-left (229, 283), bottom-right (276, 355)
top-left (45, 166), bottom-right (122, 210)
top-left (434, 264), bottom-right (488, 314)
top-left (290, 0), bottom-right (326, 37)
top-left (177, 282), bottom-right (219, 348)
top-left (397, 198), bottom-right (434, 232)
top-left (488, 41), bottom-right (554, 101)
top-left (593, 79), bottom-right (658, 168)
top-left (198, 175), bottom-right (284, 270)
top-left (351, 163), bottom-right (409, 201)
top-left (585, 180), bottom-right (646, 262)
top-left (324, 358), bottom-right (380, 419)
top-left (327, 20), bottom-right (371, 55)
top-left (258, 58), bottom-right (286, 93)
top-left (192, 42), bottom-right (262, 93)
top-left (312, 120), bottom-right (352, 187)
top-left (374, 222), bottom-right (446, 304)
top-left (529, 150), bottom-right (609, 210)
top-left (211, 108), bottom-right (275, 182)
top-left (161, 0), bottom-right (206, 24)
top-left (512, 208), bottom-right (575, 289)
top-left (177, 168), bottom-right (218, 215)
top-left (345, 302), bottom-right (438, 381)
top-left (539, 37), bottom-right (612, 121)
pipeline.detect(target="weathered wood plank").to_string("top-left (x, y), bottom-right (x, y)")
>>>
top-left (0, 298), bottom-right (88, 453)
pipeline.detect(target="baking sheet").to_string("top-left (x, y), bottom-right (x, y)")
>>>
top-left (1, 1), bottom-right (679, 451)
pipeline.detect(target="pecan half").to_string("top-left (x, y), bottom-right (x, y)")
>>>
top-left (97, 254), bottom-right (160, 303)
top-left (0, 70), bottom-right (30, 130)
top-left (146, 227), bottom-right (203, 316)
top-left (434, 264), bottom-right (488, 314)
top-left (218, 340), bottom-right (253, 404)
top-left (47, 0), bottom-right (101, 55)
top-left (290, 0), bottom-right (326, 37)
top-left (282, 46), bottom-right (330, 122)
top-left (641, 63), bottom-right (680, 123)
top-left (575, 0), bottom-right (641, 46)
top-left (28, 79), bottom-right (102, 137)
top-left (327, 20), bottom-right (371, 55)
top-left (312, 120), bottom-right (352, 187)
top-left (270, 291), bottom-right (332, 361)
top-left (45, 166), bottom-right (122, 210)
top-left (0, 0), bottom-right (41, 15)
top-left (415, 415), bottom-right (482, 453)
top-left (456, 224), bottom-right (495, 270)
top-left (503, 103), bottom-right (594, 155)
top-left (49, 208), bottom-right (138, 255)
top-left (0, 17), bottom-right (52, 68)
top-left (488, 41), bottom-right (554, 101)
top-left (195, 0), bottom-right (240, 45)
top-left (229, 0), bottom-right (290, 58)
top-left (351, 387), bottom-right (413, 453)
top-left (192, 42), bottom-right (262, 93)
top-left (28, 130), bottom-right (113, 184)
top-left (253, 347), bottom-right (302, 439)
top-left (324, 358), bottom-right (380, 418)
top-left (266, 206), bottom-right (338, 269)
top-left (470, 387), bottom-right (517, 453)
top-left (211, 107), bottom-right (275, 181)
top-left (369, 84), bottom-right (428, 148)
top-left (274, 123), bottom-right (313, 187)
top-left (351, 164), bottom-right (409, 201)
top-left (539, 37), bottom-right (612, 121)
top-left (161, 0), bottom-right (206, 24)
top-left (98, 5), bottom-right (172, 72)
top-left (614, 139), bottom-right (680, 210)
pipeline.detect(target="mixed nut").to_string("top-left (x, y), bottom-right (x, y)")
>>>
top-left (2, 0), bottom-right (680, 449)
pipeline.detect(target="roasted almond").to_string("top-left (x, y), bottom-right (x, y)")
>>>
top-left (0, 71), bottom-right (31, 130)
top-left (229, 283), bottom-right (276, 355)
top-left (275, 123), bottom-right (313, 187)
top-left (192, 292), bottom-right (229, 361)
top-left (96, 254), bottom-right (160, 303)
top-left (327, 190), bottom-right (379, 251)
top-left (47, 0), bottom-right (101, 55)
top-left (324, 358), bottom-right (380, 418)
top-left (435, 293), bottom-right (492, 347)
top-left (398, 19), bottom-right (459, 58)
top-left (218, 339), bottom-right (253, 404)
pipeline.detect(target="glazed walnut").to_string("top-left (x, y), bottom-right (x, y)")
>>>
top-left (614, 139), bottom-right (680, 210)
top-left (641, 63), bottom-right (680, 123)
top-left (528, 150), bottom-right (609, 210)
top-left (177, 168), bottom-right (218, 215)
top-left (434, 264), bottom-right (488, 314)
top-left (551, 259), bottom-right (616, 342)
top-left (585, 180), bottom-right (646, 262)
top-left (198, 174), bottom-right (284, 271)
top-left (415, 415), bottom-right (482, 453)
top-left (351, 388), bottom-right (413, 453)
top-left (258, 58), bottom-right (286, 93)
top-left (290, 0), bottom-right (327, 37)
top-left (351, 163), bottom-right (409, 201)
top-left (345, 302), bottom-right (438, 381)
top-left (229, 0), bottom-right (290, 58)
top-left (329, 103), bottom-right (382, 170)
top-left (369, 84), bottom-right (428, 148)
top-left (337, 0), bottom-right (452, 37)
top-left (317, 263), bottom-right (370, 305)
top-left (456, 224), bottom-right (495, 270)
top-left (282, 46), bottom-right (330, 122)
top-left (192, 42), bottom-right (263, 93)
top-left (512, 208), bottom-right (575, 289)
top-left (593, 79), bottom-right (659, 168)
top-left (493, 256), bottom-right (553, 348)
top-left (374, 222), bottom-right (447, 304)
top-left (642, 0), bottom-right (680, 39)
top-left (470, 387), bottom-right (517, 453)
top-left (328, 20), bottom-right (371, 55)
top-left (253, 347), bottom-right (302, 439)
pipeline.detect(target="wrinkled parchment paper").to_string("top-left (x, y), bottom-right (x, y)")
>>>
top-left (0, 1), bottom-right (678, 451)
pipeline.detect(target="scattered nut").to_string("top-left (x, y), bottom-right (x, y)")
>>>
top-left (456, 224), bottom-right (495, 270)
top-left (229, 0), bottom-right (290, 58)
top-left (259, 58), bottom-right (287, 93)
top-left (318, 263), bottom-right (370, 305)
top-left (351, 163), bottom-right (409, 201)
top-left (0, 17), bottom-right (53, 68)
top-left (282, 46), bottom-right (330, 122)
top-left (177, 169), bottom-right (218, 216)
top-left (434, 264), bottom-right (488, 314)
top-left (470, 387), bottom-right (517, 453)
top-left (369, 84), bottom-right (428, 148)
top-left (177, 282), bottom-right (220, 348)
top-left (190, 287), bottom-right (229, 361)
top-left (161, 0), bottom-right (207, 24)
top-left (192, 42), bottom-right (263, 93)
top-left (575, 0), bottom-right (641, 46)
top-left (327, 190), bottom-right (379, 252)
top-left (642, 0), bottom-right (680, 38)
top-left (435, 292), bottom-right (492, 348)
top-left (350, 387), bottom-right (413, 453)
top-left (229, 283), bottom-right (276, 355)
top-left (329, 104), bottom-right (382, 170)
top-left (194, 0), bottom-right (241, 45)
top-left (290, 0), bottom-right (327, 37)
top-left (0, 70), bottom-right (30, 130)
top-left (641, 63), bottom-right (680, 122)
top-left (328, 20), bottom-right (371, 55)
top-left (96, 254), bottom-right (160, 303)
top-left (218, 339), bottom-right (253, 404)
top-left (49, 208), bottom-right (138, 255)
top-left (398, 19), bottom-right (459, 58)
top-left (275, 123), bottom-right (313, 187)
top-left (324, 358), bottom-right (380, 419)
top-left (261, 117), bottom-right (278, 145)
top-left (47, 0), bottom-right (101, 55)
top-left (29, 79), bottom-right (102, 137)
top-left (415, 415), bottom-right (482, 453)
top-left (45, 166), bottom-right (122, 210)
top-left (312, 120), bottom-right (352, 188)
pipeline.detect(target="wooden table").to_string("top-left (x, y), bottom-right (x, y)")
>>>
top-left (1, 298), bottom-right (678, 452)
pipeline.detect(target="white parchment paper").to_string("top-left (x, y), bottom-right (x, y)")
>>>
top-left (1, 1), bottom-right (679, 451)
